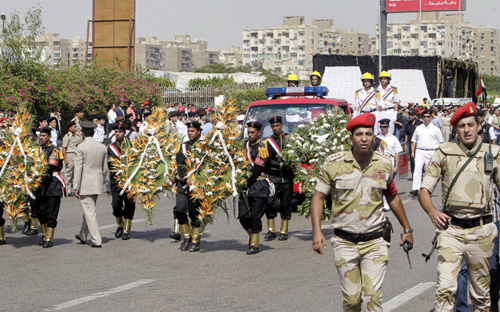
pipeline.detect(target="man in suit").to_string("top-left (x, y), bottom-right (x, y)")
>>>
top-left (74, 121), bottom-right (109, 248)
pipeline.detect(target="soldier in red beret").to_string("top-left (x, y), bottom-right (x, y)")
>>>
top-left (311, 112), bottom-right (413, 311)
top-left (419, 101), bottom-right (500, 311)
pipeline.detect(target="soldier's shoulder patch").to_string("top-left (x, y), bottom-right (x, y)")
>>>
top-left (355, 88), bottom-right (362, 93)
top-left (439, 142), bottom-right (463, 155)
top-left (375, 89), bottom-right (380, 93)
top-left (325, 152), bottom-right (345, 163)
top-left (392, 86), bottom-right (397, 89)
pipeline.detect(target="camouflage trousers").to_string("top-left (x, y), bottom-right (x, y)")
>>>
top-left (331, 235), bottom-right (389, 312)
top-left (435, 222), bottom-right (498, 312)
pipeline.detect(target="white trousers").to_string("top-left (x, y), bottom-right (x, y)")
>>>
top-left (79, 195), bottom-right (102, 246)
top-left (411, 149), bottom-right (435, 191)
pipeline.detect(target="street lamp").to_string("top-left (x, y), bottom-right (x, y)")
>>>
top-left (0, 13), bottom-right (6, 30)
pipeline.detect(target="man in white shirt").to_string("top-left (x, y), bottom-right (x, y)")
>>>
top-left (176, 112), bottom-right (188, 140)
top-left (410, 110), bottom-right (443, 195)
top-left (138, 111), bottom-right (152, 136)
top-left (93, 114), bottom-right (106, 143)
top-left (377, 71), bottom-right (399, 135)
top-left (47, 117), bottom-right (59, 146)
top-left (107, 104), bottom-right (117, 132)
top-left (377, 119), bottom-right (403, 210)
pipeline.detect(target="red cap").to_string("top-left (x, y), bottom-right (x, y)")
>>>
top-left (206, 106), bottom-right (213, 112)
top-left (143, 101), bottom-right (150, 106)
top-left (346, 113), bottom-right (376, 131)
top-left (179, 107), bottom-right (185, 113)
top-left (450, 102), bottom-right (477, 127)
top-left (190, 108), bottom-right (197, 113)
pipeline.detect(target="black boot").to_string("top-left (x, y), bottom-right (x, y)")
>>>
top-left (180, 238), bottom-right (191, 251)
top-left (22, 219), bottom-right (31, 235)
top-left (169, 219), bottom-right (181, 240)
top-left (122, 219), bottom-right (132, 240)
top-left (264, 231), bottom-right (276, 241)
top-left (189, 242), bottom-right (200, 252)
top-left (169, 232), bottom-right (181, 240)
top-left (246, 246), bottom-right (259, 255)
top-left (189, 227), bottom-right (201, 252)
top-left (115, 217), bottom-right (124, 238)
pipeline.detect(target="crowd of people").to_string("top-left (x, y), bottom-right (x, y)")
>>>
top-left (0, 70), bottom-right (499, 311)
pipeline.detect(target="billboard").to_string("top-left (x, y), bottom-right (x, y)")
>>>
top-left (386, 0), bottom-right (465, 13)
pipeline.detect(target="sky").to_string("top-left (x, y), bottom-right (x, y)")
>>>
top-left (2, 0), bottom-right (500, 50)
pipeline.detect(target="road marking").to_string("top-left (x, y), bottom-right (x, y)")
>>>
top-left (98, 219), bottom-right (146, 230)
top-left (383, 282), bottom-right (436, 311)
top-left (43, 279), bottom-right (155, 311)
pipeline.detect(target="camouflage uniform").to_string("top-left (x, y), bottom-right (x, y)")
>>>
top-left (421, 138), bottom-right (500, 311)
top-left (315, 150), bottom-right (395, 312)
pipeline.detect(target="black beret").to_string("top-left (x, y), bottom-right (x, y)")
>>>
top-left (477, 110), bottom-right (486, 117)
top-left (67, 121), bottom-right (76, 128)
top-left (37, 116), bottom-right (48, 122)
top-left (125, 113), bottom-right (133, 119)
top-left (188, 112), bottom-right (197, 117)
top-left (74, 106), bottom-right (83, 113)
top-left (31, 126), bottom-right (38, 135)
top-left (47, 117), bottom-right (57, 123)
top-left (88, 114), bottom-right (97, 121)
top-left (268, 116), bottom-right (283, 124)
top-left (113, 120), bottom-right (129, 131)
top-left (40, 127), bottom-right (52, 135)
top-left (143, 111), bottom-right (152, 117)
top-left (96, 114), bottom-right (106, 120)
top-left (247, 121), bottom-right (263, 130)
top-left (186, 121), bottom-right (202, 130)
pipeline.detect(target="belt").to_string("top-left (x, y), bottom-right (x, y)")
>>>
top-left (361, 107), bottom-right (378, 113)
top-left (417, 148), bottom-right (436, 151)
top-left (382, 106), bottom-right (395, 111)
top-left (449, 215), bottom-right (493, 229)
top-left (334, 228), bottom-right (384, 243)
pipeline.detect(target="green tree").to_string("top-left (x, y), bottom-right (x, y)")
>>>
top-left (188, 75), bottom-right (236, 87)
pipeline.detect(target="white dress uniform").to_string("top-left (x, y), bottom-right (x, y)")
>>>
top-left (411, 123), bottom-right (443, 192)
top-left (377, 84), bottom-right (399, 135)
top-left (378, 133), bottom-right (403, 210)
top-left (353, 87), bottom-right (381, 127)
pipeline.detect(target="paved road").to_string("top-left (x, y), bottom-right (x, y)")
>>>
top-left (1, 177), bottom-right (442, 311)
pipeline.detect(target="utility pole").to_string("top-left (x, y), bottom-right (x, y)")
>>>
top-left (379, 0), bottom-right (387, 74)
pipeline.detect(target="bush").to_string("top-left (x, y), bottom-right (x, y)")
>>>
top-left (227, 87), bottom-right (267, 111)
top-left (188, 76), bottom-right (236, 87)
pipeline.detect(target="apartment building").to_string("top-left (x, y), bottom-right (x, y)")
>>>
top-left (36, 33), bottom-right (92, 66)
top-left (242, 16), bottom-right (370, 73)
top-left (376, 13), bottom-right (500, 75)
top-left (219, 46), bottom-right (243, 67)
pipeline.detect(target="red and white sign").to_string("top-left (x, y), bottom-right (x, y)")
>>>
top-left (386, 0), bottom-right (465, 13)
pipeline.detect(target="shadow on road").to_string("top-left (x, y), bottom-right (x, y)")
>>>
top-left (198, 239), bottom-right (274, 254)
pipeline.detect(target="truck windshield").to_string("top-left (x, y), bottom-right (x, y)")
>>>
top-left (245, 103), bottom-right (334, 138)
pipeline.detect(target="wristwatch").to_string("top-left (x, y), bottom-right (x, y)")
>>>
top-left (403, 228), bottom-right (414, 234)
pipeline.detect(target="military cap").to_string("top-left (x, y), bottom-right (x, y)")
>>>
top-left (74, 106), bottom-right (83, 113)
top-left (115, 116), bottom-right (124, 123)
top-left (477, 109), bottom-right (486, 117)
top-left (39, 127), bottom-right (52, 135)
top-left (409, 109), bottom-right (417, 115)
top-left (88, 114), bottom-right (97, 121)
top-left (378, 118), bottom-right (390, 125)
top-left (345, 113), bottom-right (376, 132)
top-left (67, 121), bottom-right (76, 128)
top-left (31, 126), bottom-right (38, 135)
top-left (188, 111), bottom-right (197, 117)
top-left (81, 120), bottom-right (97, 130)
top-left (186, 121), bottom-right (202, 130)
top-left (450, 102), bottom-right (477, 127)
top-left (47, 116), bottom-right (57, 123)
top-left (247, 121), bottom-right (262, 130)
top-left (37, 116), bottom-right (48, 122)
top-left (125, 113), bottom-right (133, 119)
top-left (236, 115), bottom-right (245, 122)
top-left (144, 111), bottom-right (152, 117)
top-left (113, 120), bottom-right (129, 131)
top-left (268, 116), bottom-right (283, 124)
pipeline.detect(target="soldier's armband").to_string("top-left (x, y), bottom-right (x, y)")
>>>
top-left (382, 180), bottom-right (398, 197)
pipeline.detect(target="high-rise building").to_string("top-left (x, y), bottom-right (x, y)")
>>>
top-left (376, 13), bottom-right (500, 75)
top-left (219, 46), bottom-right (243, 67)
top-left (242, 16), bottom-right (370, 73)
top-left (35, 33), bottom-right (71, 66)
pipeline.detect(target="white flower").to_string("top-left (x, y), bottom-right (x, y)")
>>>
top-left (297, 124), bottom-right (306, 129)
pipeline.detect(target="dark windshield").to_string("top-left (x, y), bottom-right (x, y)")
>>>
top-left (245, 103), bottom-right (340, 138)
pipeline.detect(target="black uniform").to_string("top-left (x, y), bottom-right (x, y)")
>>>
top-left (265, 134), bottom-right (294, 221)
top-left (238, 139), bottom-right (270, 234)
top-left (174, 139), bottom-right (202, 228)
top-left (37, 144), bottom-right (64, 228)
top-left (108, 139), bottom-right (136, 220)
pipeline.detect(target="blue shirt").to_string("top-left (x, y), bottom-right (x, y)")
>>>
top-left (201, 122), bottom-right (213, 136)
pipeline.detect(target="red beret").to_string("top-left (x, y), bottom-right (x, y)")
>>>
top-left (346, 113), bottom-right (376, 131)
top-left (179, 107), bottom-right (185, 113)
top-left (143, 101), bottom-right (150, 106)
top-left (450, 102), bottom-right (477, 127)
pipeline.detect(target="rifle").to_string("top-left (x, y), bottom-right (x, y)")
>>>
top-left (401, 234), bottom-right (412, 269)
top-left (422, 220), bottom-right (448, 263)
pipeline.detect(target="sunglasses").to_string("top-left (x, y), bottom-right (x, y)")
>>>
top-left (423, 115), bottom-right (431, 118)
top-left (380, 126), bottom-right (388, 128)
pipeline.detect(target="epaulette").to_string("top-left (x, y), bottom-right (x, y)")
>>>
top-left (392, 86), bottom-right (398, 94)
top-left (325, 152), bottom-right (345, 163)
top-left (54, 147), bottom-right (64, 160)
top-left (355, 88), bottom-right (362, 94)
top-left (375, 89), bottom-right (380, 93)
top-left (258, 139), bottom-right (269, 159)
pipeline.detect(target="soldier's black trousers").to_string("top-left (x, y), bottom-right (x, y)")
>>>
top-left (238, 196), bottom-right (268, 234)
top-left (37, 196), bottom-right (61, 228)
top-left (0, 209), bottom-right (4, 227)
top-left (174, 192), bottom-right (201, 228)
top-left (111, 187), bottom-right (135, 219)
top-left (265, 182), bottom-right (293, 221)
top-left (29, 196), bottom-right (40, 219)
